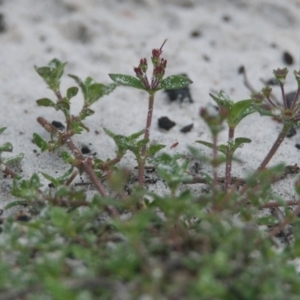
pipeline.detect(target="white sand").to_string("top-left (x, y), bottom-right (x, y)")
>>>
top-left (1, 0), bottom-right (300, 209)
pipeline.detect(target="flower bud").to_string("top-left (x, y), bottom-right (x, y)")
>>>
top-left (273, 68), bottom-right (288, 84)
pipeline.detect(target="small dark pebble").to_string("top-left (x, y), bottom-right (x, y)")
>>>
top-left (283, 51), bottom-right (294, 65)
top-left (0, 13), bottom-right (6, 33)
top-left (222, 15), bottom-right (231, 22)
top-left (203, 54), bottom-right (210, 62)
top-left (33, 149), bottom-right (37, 153)
top-left (265, 78), bottom-right (278, 85)
top-left (165, 87), bottom-right (193, 103)
top-left (287, 126), bottom-right (296, 138)
top-left (180, 123), bottom-right (193, 133)
top-left (16, 214), bottom-right (31, 222)
top-left (48, 183), bottom-right (55, 188)
top-left (238, 65), bottom-right (245, 74)
top-left (81, 145), bottom-right (91, 154)
top-left (52, 120), bottom-right (65, 131)
top-left (295, 144), bottom-right (300, 150)
top-left (158, 117), bottom-right (176, 130)
top-left (190, 30), bottom-right (201, 38)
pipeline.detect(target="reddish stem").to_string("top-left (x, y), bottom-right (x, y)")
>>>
top-left (225, 127), bottom-right (235, 192)
top-left (239, 123), bottom-right (291, 196)
top-left (139, 93), bottom-right (155, 187)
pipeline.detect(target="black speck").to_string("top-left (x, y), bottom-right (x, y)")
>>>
top-left (222, 15), bottom-right (231, 22)
top-left (158, 117), bottom-right (176, 130)
top-left (165, 75), bottom-right (193, 103)
top-left (48, 183), bottom-right (55, 188)
top-left (265, 78), bottom-right (278, 85)
top-left (238, 65), bottom-right (245, 74)
top-left (180, 123), bottom-right (193, 133)
top-left (287, 126), bottom-right (296, 138)
top-left (203, 54), bottom-right (210, 62)
top-left (52, 120), bottom-right (65, 131)
top-left (16, 214), bottom-right (31, 222)
top-left (81, 145), bottom-right (91, 154)
top-left (0, 13), bottom-right (6, 33)
top-left (295, 144), bottom-right (300, 150)
top-left (33, 149), bottom-right (37, 153)
top-left (190, 30), bottom-right (201, 38)
top-left (283, 51), bottom-right (294, 65)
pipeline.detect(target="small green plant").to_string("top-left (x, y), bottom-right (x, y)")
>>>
top-left (109, 40), bottom-right (192, 186)
top-left (0, 127), bottom-right (23, 178)
top-left (34, 58), bottom-right (118, 196)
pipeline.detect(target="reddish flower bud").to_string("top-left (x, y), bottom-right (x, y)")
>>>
top-left (139, 58), bottom-right (148, 73)
top-left (134, 66), bottom-right (143, 79)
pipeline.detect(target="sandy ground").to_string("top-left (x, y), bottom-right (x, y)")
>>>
top-left (1, 0), bottom-right (300, 211)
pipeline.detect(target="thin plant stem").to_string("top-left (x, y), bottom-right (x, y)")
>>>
top-left (225, 127), bottom-right (235, 192)
top-left (139, 93), bottom-right (155, 186)
top-left (62, 134), bottom-right (107, 197)
top-left (239, 122), bottom-right (291, 196)
top-left (212, 135), bottom-right (219, 192)
top-left (37, 117), bottom-right (107, 196)
top-left (279, 82), bottom-right (287, 109)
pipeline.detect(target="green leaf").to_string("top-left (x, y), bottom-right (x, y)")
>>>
top-left (196, 140), bottom-right (227, 155)
top-left (228, 99), bottom-right (255, 128)
top-left (4, 153), bottom-right (24, 165)
top-left (109, 74), bottom-right (145, 90)
top-left (56, 101), bottom-right (70, 113)
top-left (86, 83), bottom-right (106, 104)
top-left (36, 98), bottom-right (56, 108)
top-left (41, 172), bottom-right (58, 187)
top-left (103, 127), bottom-right (116, 139)
top-left (61, 151), bottom-right (75, 164)
top-left (30, 173), bottom-right (42, 189)
top-left (232, 137), bottom-right (251, 151)
top-left (147, 144), bottom-right (166, 157)
top-left (66, 86), bottom-right (78, 100)
top-left (69, 75), bottom-right (118, 105)
top-left (160, 75), bottom-right (192, 90)
top-left (33, 133), bottom-right (48, 152)
top-left (35, 58), bottom-right (67, 91)
top-left (155, 153), bottom-right (192, 195)
top-left (0, 142), bottom-right (13, 152)
top-left (69, 74), bottom-right (86, 98)
top-left (209, 90), bottom-right (233, 111)
top-left (252, 103), bottom-right (274, 117)
top-left (0, 127), bottom-right (6, 134)
top-left (128, 129), bottom-right (145, 140)
top-left (80, 108), bottom-right (95, 120)
top-left (5, 200), bottom-right (27, 210)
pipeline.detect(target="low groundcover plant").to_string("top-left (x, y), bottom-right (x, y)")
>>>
top-left (0, 42), bottom-right (300, 299)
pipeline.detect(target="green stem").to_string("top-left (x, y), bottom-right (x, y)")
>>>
top-left (225, 127), bottom-right (235, 192)
top-left (139, 93), bottom-right (155, 187)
